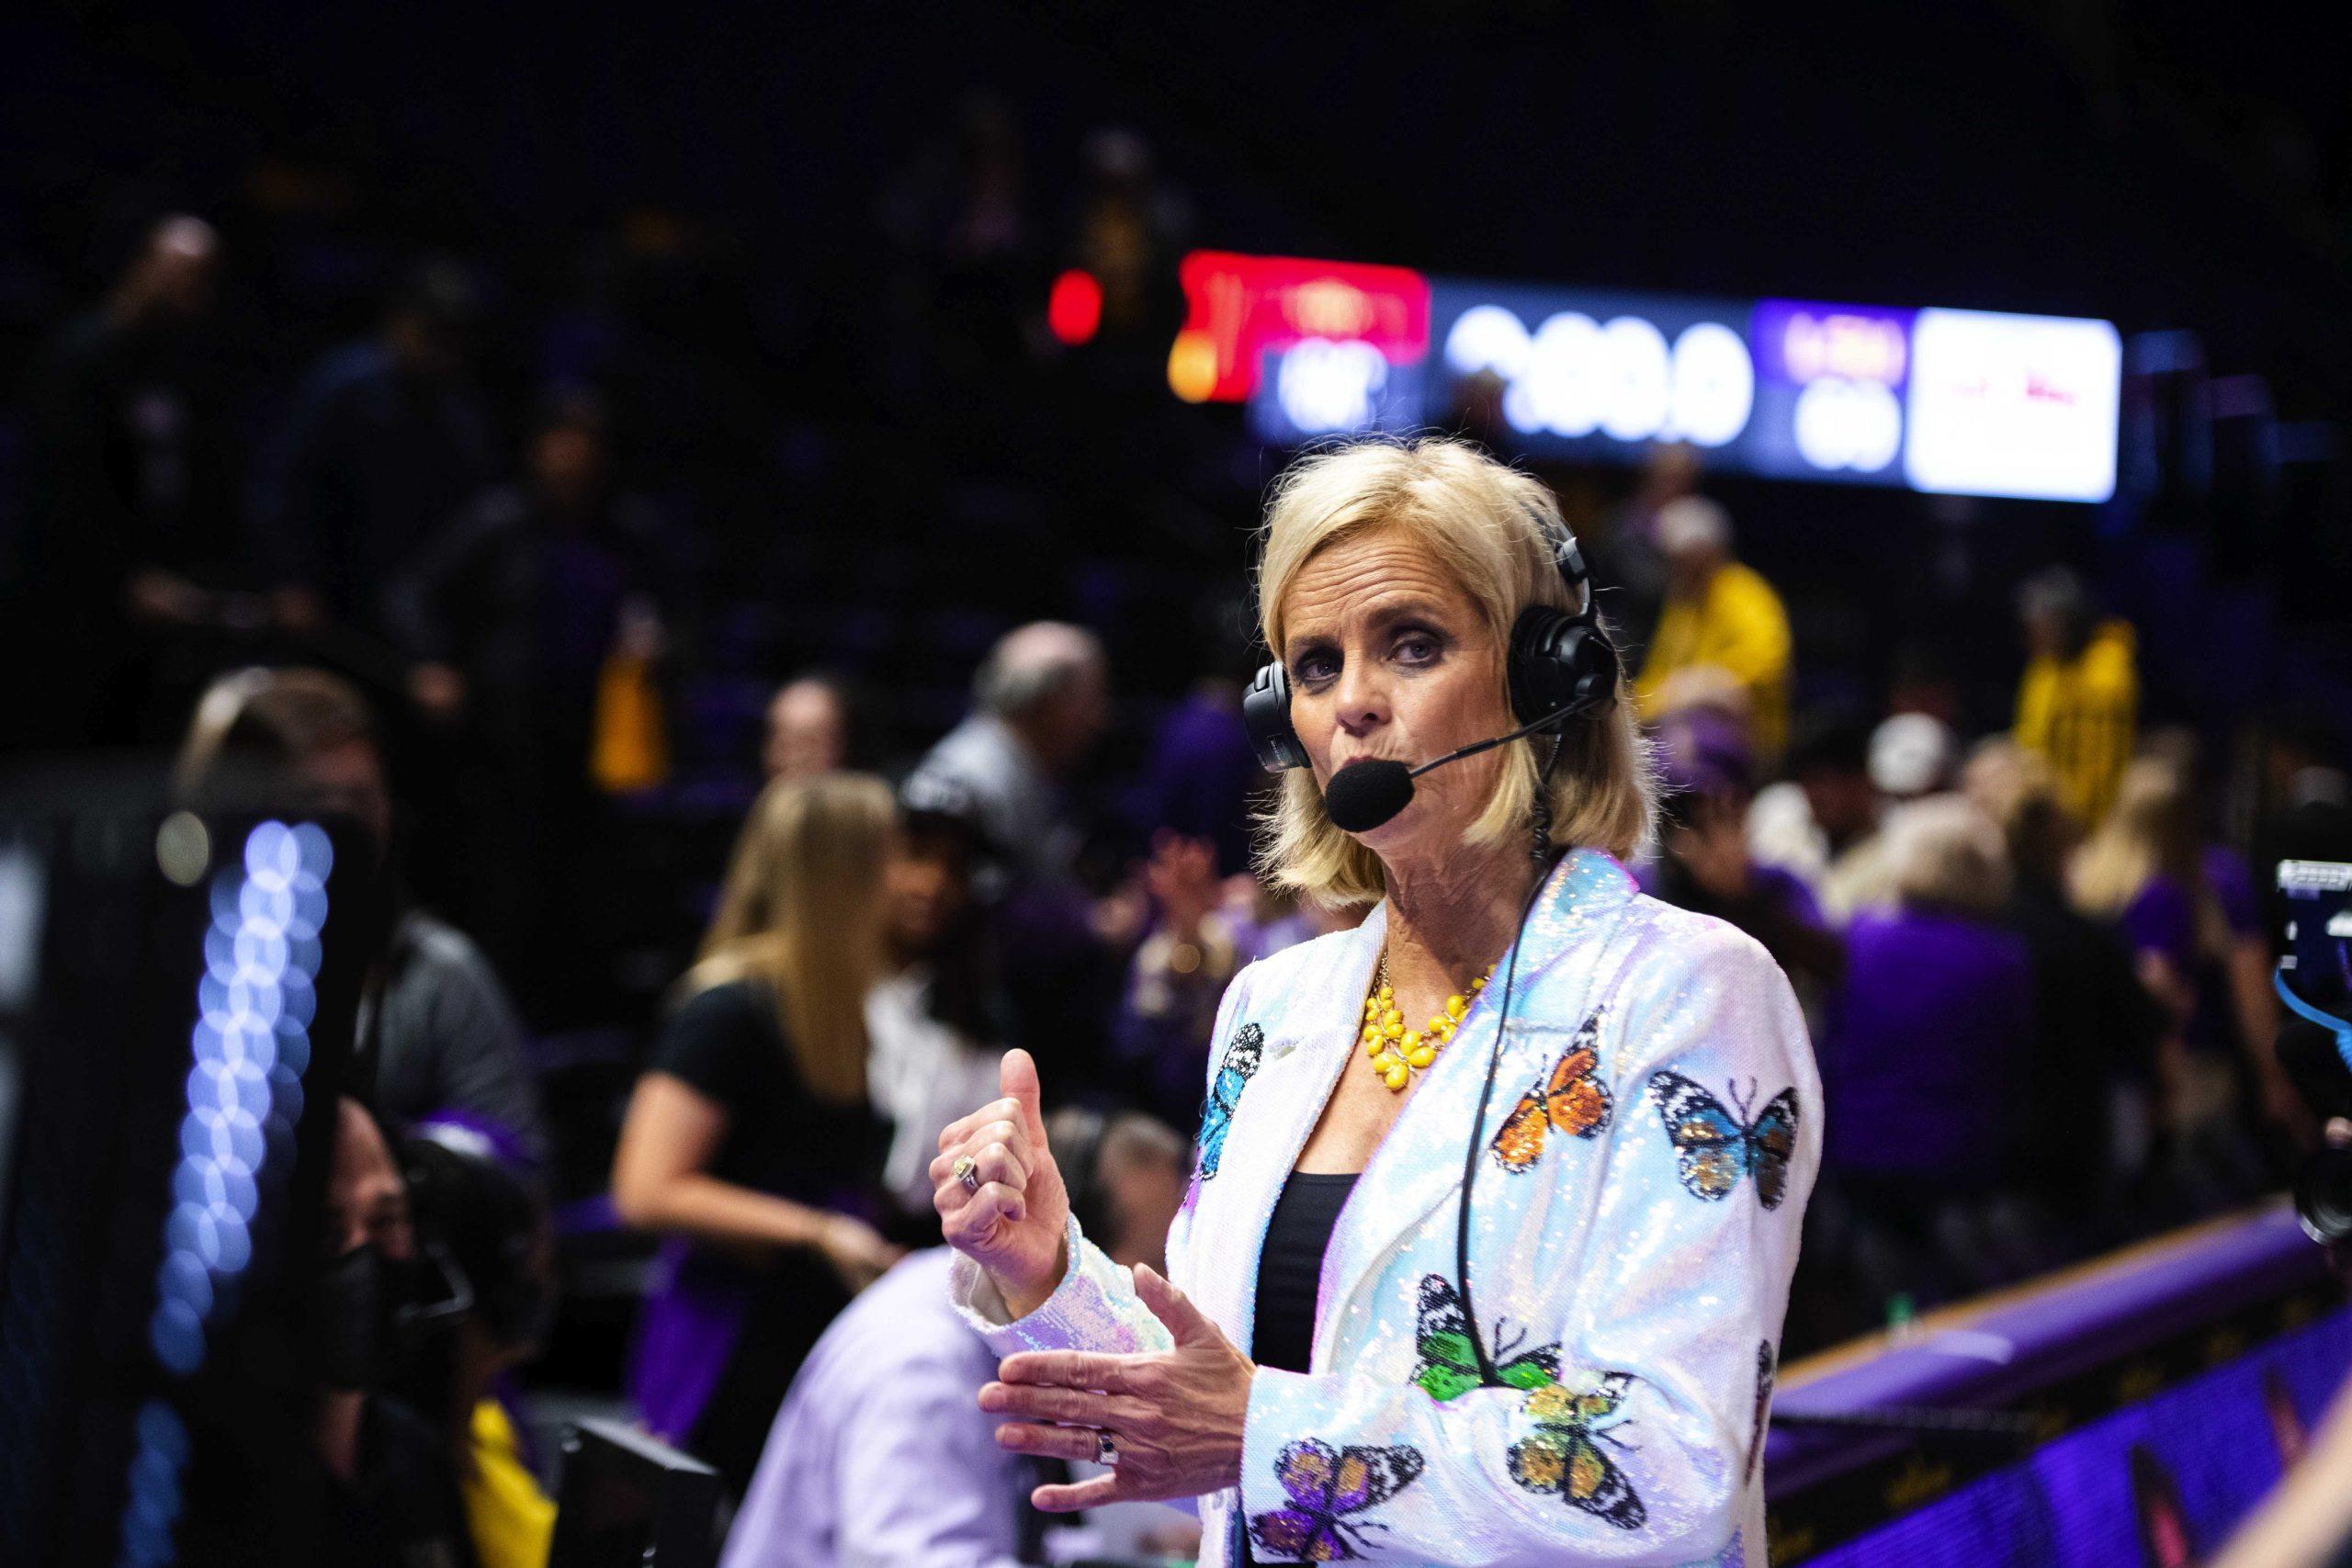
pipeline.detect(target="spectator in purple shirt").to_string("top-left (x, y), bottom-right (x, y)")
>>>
top-left (1817, 795), bottom-right (2047, 1306)
top-left (2075, 756), bottom-right (2299, 1183)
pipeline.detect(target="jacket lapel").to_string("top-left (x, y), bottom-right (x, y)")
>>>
top-left (1186, 902), bottom-right (1387, 1358)
top-left (1310, 850), bottom-right (1641, 1368)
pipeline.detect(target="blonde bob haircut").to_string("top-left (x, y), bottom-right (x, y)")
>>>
top-left (1254, 437), bottom-right (1656, 907)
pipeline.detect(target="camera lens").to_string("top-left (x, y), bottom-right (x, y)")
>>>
top-left (2293, 1146), bottom-right (2352, 1247)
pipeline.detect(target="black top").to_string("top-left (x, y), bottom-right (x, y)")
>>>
top-left (2000, 877), bottom-right (2164, 1205)
top-left (652, 977), bottom-right (890, 1202)
top-left (650, 976), bottom-right (892, 1495)
top-left (1243, 1172), bottom-right (1360, 1566)
top-left (322, 1395), bottom-right (481, 1568)
top-left (1250, 1172), bottom-right (1360, 1376)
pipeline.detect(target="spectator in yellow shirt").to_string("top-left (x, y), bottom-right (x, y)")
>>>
top-left (464, 1398), bottom-right (556, 1568)
top-left (1633, 496), bottom-right (1793, 757)
top-left (2012, 568), bottom-right (2137, 827)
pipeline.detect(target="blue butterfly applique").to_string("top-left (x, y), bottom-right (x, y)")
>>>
top-left (1645, 1071), bottom-right (1799, 1209)
top-left (1194, 1023), bottom-right (1263, 1181)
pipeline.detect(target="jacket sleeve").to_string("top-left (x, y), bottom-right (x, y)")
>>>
top-left (1239, 920), bottom-right (1819, 1566)
top-left (946, 962), bottom-right (1259, 1356)
top-left (944, 966), bottom-right (1262, 1531)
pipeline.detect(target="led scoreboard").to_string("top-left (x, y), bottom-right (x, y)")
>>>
top-left (1221, 252), bottom-right (2122, 504)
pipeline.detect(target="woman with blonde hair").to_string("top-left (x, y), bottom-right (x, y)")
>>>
top-left (922, 438), bottom-right (1819, 1567)
top-left (2074, 754), bottom-right (2297, 1166)
top-left (2074, 755), bottom-right (2225, 1011)
top-left (612, 772), bottom-right (905, 1494)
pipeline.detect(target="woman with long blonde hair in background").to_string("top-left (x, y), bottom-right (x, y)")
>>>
top-left (613, 772), bottom-right (907, 1495)
top-left (2074, 755), bottom-right (2295, 1201)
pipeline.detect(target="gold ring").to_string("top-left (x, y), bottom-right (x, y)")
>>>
top-left (953, 1154), bottom-right (980, 1193)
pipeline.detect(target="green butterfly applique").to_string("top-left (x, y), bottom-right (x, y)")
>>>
top-left (1409, 1274), bottom-right (1561, 1403)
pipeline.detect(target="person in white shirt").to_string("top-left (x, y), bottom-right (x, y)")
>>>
top-left (867, 782), bottom-right (1005, 1215)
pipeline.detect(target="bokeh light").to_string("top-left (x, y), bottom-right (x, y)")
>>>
top-left (128, 819), bottom-right (333, 1562)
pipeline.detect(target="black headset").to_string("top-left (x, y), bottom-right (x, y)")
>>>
top-left (1240, 525), bottom-right (1619, 774)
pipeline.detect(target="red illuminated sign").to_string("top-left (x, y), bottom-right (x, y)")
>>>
top-left (1170, 251), bottom-right (1430, 403)
top-left (1047, 269), bottom-right (1102, 347)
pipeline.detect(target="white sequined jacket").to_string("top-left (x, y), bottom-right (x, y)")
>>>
top-left (952, 848), bottom-right (1822, 1566)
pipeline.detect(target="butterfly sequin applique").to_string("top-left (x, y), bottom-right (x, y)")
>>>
top-left (1246, 1438), bottom-right (1425, 1562)
top-left (1646, 1071), bottom-right (1799, 1209)
top-left (1193, 1023), bottom-right (1262, 1181)
top-left (1506, 1374), bottom-right (1646, 1529)
top-left (1409, 1274), bottom-right (1560, 1402)
top-left (1490, 1011), bottom-right (1612, 1172)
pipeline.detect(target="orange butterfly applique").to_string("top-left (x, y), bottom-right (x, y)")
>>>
top-left (1491, 1012), bottom-right (1612, 1172)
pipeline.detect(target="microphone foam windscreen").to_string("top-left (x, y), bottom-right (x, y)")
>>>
top-left (1324, 760), bottom-right (1415, 833)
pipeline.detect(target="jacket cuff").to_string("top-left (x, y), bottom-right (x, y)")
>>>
top-left (945, 1214), bottom-right (1162, 1359)
top-left (1236, 1365), bottom-right (1318, 1562)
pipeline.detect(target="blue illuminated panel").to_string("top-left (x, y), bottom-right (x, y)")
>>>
top-left (120, 820), bottom-right (334, 1568)
top-left (1747, 299), bottom-right (1915, 486)
top-left (1430, 282), bottom-right (1758, 458)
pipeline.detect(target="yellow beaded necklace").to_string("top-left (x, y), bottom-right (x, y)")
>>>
top-left (1360, 951), bottom-right (1491, 1092)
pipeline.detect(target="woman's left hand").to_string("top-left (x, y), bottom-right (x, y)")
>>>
top-left (980, 1262), bottom-right (1255, 1511)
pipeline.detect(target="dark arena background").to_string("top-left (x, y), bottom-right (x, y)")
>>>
top-left (4, 3), bottom-right (2352, 1565)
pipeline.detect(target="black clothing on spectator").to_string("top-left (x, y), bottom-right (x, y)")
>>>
top-left (355, 908), bottom-right (550, 1168)
top-left (15, 306), bottom-right (242, 744)
top-left (319, 1395), bottom-right (481, 1568)
top-left (383, 482), bottom-right (673, 1017)
top-left (384, 483), bottom-right (671, 729)
top-left (254, 342), bottom-right (495, 629)
top-left (1644, 853), bottom-right (1847, 997)
top-left (650, 977), bottom-right (891, 1495)
top-left (2001, 872), bottom-right (2165, 1218)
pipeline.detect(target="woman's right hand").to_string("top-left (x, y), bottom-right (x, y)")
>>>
top-left (932, 1049), bottom-right (1070, 1319)
top-left (815, 1213), bottom-right (904, 1294)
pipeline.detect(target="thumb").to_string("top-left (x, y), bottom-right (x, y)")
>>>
top-left (1134, 1263), bottom-right (1217, 1348)
top-left (1000, 1048), bottom-right (1048, 1143)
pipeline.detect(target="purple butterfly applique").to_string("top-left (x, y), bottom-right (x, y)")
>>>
top-left (1246, 1438), bottom-right (1425, 1561)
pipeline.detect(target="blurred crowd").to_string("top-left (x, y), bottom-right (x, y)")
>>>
top-left (10, 174), bottom-right (2352, 1568)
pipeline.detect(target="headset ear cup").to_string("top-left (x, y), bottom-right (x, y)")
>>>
top-left (1573, 620), bottom-right (1621, 709)
top-left (1508, 606), bottom-right (1620, 726)
top-left (1243, 660), bottom-right (1310, 773)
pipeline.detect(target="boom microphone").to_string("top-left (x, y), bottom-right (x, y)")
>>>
top-left (1320, 701), bottom-right (1602, 834)
top-left (1324, 759), bottom-right (1416, 832)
